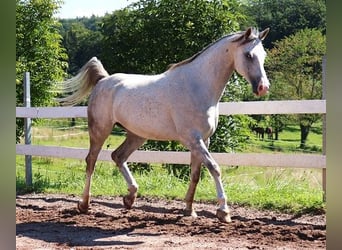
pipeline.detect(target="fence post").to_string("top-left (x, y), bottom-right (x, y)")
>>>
top-left (24, 72), bottom-right (32, 187)
top-left (322, 55), bottom-right (326, 202)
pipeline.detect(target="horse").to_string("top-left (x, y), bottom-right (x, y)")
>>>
top-left (265, 126), bottom-right (273, 139)
top-left (251, 126), bottom-right (265, 140)
top-left (56, 27), bottom-right (270, 223)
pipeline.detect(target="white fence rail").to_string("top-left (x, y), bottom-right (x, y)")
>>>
top-left (16, 100), bottom-right (326, 118)
top-left (16, 144), bottom-right (326, 169)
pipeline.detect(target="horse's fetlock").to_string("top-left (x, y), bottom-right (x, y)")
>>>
top-left (128, 184), bottom-right (138, 194)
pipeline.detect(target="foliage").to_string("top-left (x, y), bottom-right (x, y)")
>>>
top-left (16, 0), bottom-right (68, 142)
top-left (245, 0), bottom-right (326, 49)
top-left (242, 0), bottom-right (326, 143)
top-left (268, 29), bottom-right (325, 99)
top-left (101, 0), bottom-right (246, 74)
top-left (59, 16), bottom-right (103, 75)
top-left (267, 29), bottom-right (326, 147)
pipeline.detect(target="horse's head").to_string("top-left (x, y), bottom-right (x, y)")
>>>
top-left (232, 27), bottom-right (270, 97)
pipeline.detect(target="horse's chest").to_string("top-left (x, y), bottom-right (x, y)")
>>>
top-left (204, 106), bottom-right (219, 136)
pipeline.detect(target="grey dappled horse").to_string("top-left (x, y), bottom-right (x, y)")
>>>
top-left (57, 27), bottom-right (270, 223)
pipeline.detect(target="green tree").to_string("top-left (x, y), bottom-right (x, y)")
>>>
top-left (16, 0), bottom-right (68, 142)
top-left (101, 0), bottom-right (245, 74)
top-left (59, 15), bottom-right (103, 75)
top-left (245, 0), bottom-right (326, 49)
top-left (267, 29), bottom-right (326, 148)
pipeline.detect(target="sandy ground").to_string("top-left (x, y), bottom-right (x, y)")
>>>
top-left (16, 193), bottom-right (326, 249)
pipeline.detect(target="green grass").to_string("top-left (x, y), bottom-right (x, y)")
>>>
top-left (16, 122), bottom-right (325, 215)
top-left (246, 122), bottom-right (323, 153)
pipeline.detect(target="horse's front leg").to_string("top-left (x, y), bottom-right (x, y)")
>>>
top-left (189, 137), bottom-right (231, 223)
top-left (206, 162), bottom-right (231, 223)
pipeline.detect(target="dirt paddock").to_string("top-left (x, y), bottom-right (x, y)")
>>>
top-left (16, 193), bottom-right (325, 249)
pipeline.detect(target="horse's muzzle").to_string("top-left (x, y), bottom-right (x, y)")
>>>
top-left (256, 83), bottom-right (269, 96)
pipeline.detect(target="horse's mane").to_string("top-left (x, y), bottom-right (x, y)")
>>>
top-left (167, 28), bottom-right (259, 71)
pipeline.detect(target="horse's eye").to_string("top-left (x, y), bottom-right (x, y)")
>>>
top-left (246, 53), bottom-right (252, 59)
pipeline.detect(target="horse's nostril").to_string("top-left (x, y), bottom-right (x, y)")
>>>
top-left (257, 84), bottom-right (268, 96)
top-left (258, 84), bottom-right (264, 92)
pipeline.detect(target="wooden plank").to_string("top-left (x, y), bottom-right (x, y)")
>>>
top-left (16, 145), bottom-right (326, 169)
top-left (16, 106), bottom-right (87, 118)
top-left (219, 100), bottom-right (326, 115)
top-left (16, 100), bottom-right (326, 119)
top-left (211, 152), bottom-right (325, 169)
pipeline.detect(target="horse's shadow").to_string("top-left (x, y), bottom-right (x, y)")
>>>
top-left (232, 215), bottom-right (325, 229)
top-left (16, 196), bottom-right (158, 247)
top-left (16, 200), bottom-right (211, 247)
top-left (94, 197), bottom-right (218, 220)
top-left (16, 221), bottom-right (147, 247)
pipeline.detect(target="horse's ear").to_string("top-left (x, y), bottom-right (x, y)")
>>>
top-left (232, 27), bottom-right (255, 43)
top-left (244, 27), bottom-right (253, 40)
top-left (259, 28), bottom-right (270, 41)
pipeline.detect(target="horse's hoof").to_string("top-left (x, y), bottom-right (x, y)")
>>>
top-left (216, 209), bottom-right (231, 223)
top-left (184, 208), bottom-right (198, 218)
top-left (123, 195), bottom-right (134, 209)
top-left (77, 201), bottom-right (89, 214)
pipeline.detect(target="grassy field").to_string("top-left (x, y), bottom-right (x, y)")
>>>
top-left (16, 119), bottom-right (325, 214)
top-left (245, 122), bottom-right (323, 154)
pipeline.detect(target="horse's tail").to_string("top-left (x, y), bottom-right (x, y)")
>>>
top-left (56, 57), bottom-right (109, 106)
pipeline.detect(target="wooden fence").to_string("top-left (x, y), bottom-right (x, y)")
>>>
top-left (16, 99), bottom-right (327, 198)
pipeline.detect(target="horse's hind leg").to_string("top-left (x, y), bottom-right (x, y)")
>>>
top-left (111, 132), bottom-right (145, 209)
top-left (184, 138), bottom-right (210, 217)
top-left (78, 122), bottom-right (113, 213)
top-left (184, 153), bottom-right (202, 218)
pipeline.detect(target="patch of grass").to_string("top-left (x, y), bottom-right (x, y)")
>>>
top-left (246, 122), bottom-right (323, 154)
top-left (221, 166), bottom-right (324, 214)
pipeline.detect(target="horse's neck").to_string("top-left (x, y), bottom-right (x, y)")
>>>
top-left (186, 39), bottom-right (235, 104)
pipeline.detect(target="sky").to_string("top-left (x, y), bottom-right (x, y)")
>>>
top-left (55, 0), bottom-right (138, 19)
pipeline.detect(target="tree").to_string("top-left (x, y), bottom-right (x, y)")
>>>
top-left (245, 0), bottom-right (326, 49)
top-left (101, 0), bottom-right (246, 74)
top-left (16, 0), bottom-right (68, 142)
top-left (59, 15), bottom-right (103, 75)
top-left (267, 29), bottom-right (326, 148)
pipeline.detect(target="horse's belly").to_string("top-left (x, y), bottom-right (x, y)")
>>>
top-left (120, 119), bottom-right (178, 141)
top-left (114, 103), bottom-right (179, 141)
